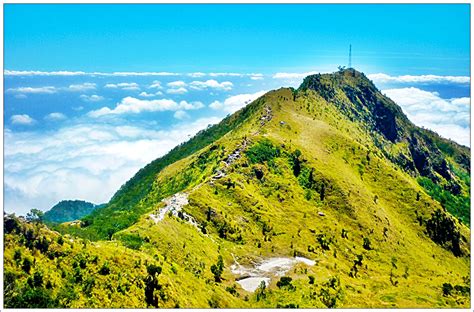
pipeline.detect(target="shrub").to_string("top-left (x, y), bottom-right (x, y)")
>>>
top-left (426, 210), bottom-right (462, 256)
top-left (99, 262), bottom-right (110, 275)
top-left (255, 281), bottom-right (266, 301)
top-left (363, 237), bottom-right (372, 250)
top-left (210, 255), bottom-right (224, 282)
top-left (246, 139), bottom-right (280, 164)
top-left (276, 276), bottom-right (293, 289)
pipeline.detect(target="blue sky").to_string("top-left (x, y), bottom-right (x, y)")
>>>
top-left (4, 4), bottom-right (470, 215)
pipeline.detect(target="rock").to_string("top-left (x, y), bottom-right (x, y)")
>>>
top-left (318, 212), bottom-right (325, 217)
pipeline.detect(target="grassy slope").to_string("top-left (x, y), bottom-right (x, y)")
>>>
top-left (5, 73), bottom-right (470, 308)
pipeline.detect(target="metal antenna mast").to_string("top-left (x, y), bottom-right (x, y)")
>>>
top-left (349, 44), bottom-right (352, 68)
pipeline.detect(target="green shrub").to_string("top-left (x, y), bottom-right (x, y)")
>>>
top-left (246, 139), bottom-right (280, 164)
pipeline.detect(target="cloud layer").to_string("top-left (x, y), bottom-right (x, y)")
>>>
top-left (383, 87), bottom-right (470, 146)
top-left (4, 117), bottom-right (221, 215)
top-left (88, 97), bottom-right (204, 117)
top-left (368, 73), bottom-right (470, 84)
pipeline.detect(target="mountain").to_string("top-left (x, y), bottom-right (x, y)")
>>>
top-left (43, 200), bottom-right (103, 224)
top-left (4, 69), bottom-right (470, 308)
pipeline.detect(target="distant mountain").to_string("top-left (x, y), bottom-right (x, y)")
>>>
top-left (43, 200), bottom-right (103, 223)
top-left (4, 69), bottom-right (470, 308)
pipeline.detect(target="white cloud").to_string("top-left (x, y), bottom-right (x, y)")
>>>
top-left (4, 117), bottom-right (221, 215)
top-left (167, 81), bottom-right (187, 88)
top-left (174, 110), bottom-right (190, 120)
top-left (187, 72), bottom-right (206, 78)
top-left (5, 70), bottom-right (87, 76)
top-left (139, 91), bottom-right (162, 98)
top-left (104, 82), bottom-right (140, 90)
top-left (209, 72), bottom-right (244, 77)
top-left (250, 74), bottom-right (264, 80)
top-left (4, 70), bottom-right (270, 79)
top-left (272, 71), bottom-right (320, 79)
top-left (383, 87), bottom-right (470, 146)
top-left (189, 80), bottom-right (233, 91)
top-left (88, 97), bottom-right (204, 117)
top-left (80, 94), bottom-right (105, 102)
top-left (7, 86), bottom-right (58, 94)
top-left (11, 114), bottom-right (36, 125)
top-left (166, 87), bottom-right (188, 94)
top-left (4, 70), bottom-right (179, 77)
top-left (45, 112), bottom-right (67, 121)
top-left (209, 90), bottom-right (267, 113)
top-left (148, 80), bottom-right (163, 89)
top-left (68, 82), bottom-right (97, 91)
top-left (368, 73), bottom-right (470, 84)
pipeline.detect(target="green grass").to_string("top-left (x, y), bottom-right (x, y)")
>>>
top-left (5, 70), bottom-right (470, 308)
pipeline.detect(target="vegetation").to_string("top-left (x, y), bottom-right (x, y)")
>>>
top-left (418, 177), bottom-right (470, 226)
top-left (43, 200), bottom-right (101, 224)
top-left (4, 69), bottom-right (470, 308)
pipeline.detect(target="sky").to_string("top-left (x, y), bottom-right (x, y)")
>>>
top-left (4, 4), bottom-right (471, 215)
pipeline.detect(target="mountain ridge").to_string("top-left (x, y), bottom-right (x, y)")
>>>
top-left (4, 68), bottom-right (470, 308)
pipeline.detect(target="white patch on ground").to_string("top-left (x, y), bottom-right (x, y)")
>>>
top-left (149, 193), bottom-right (199, 228)
top-left (231, 256), bottom-right (315, 292)
top-left (236, 277), bottom-right (271, 292)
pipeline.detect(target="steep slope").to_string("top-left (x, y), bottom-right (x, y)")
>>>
top-left (43, 200), bottom-right (102, 224)
top-left (5, 69), bottom-right (470, 308)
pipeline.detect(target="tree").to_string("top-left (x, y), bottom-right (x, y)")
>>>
top-left (276, 276), bottom-right (293, 288)
top-left (255, 281), bottom-right (266, 301)
top-left (210, 255), bottom-right (224, 282)
top-left (22, 258), bottom-right (32, 274)
top-left (26, 209), bottom-right (44, 223)
top-left (145, 264), bottom-right (162, 307)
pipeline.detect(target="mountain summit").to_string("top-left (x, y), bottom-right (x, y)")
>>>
top-left (5, 69), bottom-right (470, 308)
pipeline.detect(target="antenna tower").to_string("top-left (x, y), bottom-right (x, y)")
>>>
top-left (349, 44), bottom-right (352, 69)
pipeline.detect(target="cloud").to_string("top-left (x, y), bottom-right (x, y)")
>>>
top-left (8, 82), bottom-right (98, 96)
top-left (68, 82), bottom-right (97, 91)
top-left (88, 97), bottom-right (204, 117)
top-left (187, 72), bottom-right (206, 78)
top-left (5, 70), bottom-right (87, 76)
top-left (11, 114), bottom-right (36, 125)
top-left (139, 91), bottom-right (163, 98)
top-left (4, 70), bottom-right (179, 77)
top-left (368, 73), bottom-right (470, 84)
top-left (167, 81), bottom-right (187, 88)
top-left (173, 110), bottom-right (190, 120)
top-left (7, 86), bottom-right (58, 94)
top-left (45, 112), bottom-right (67, 121)
top-left (250, 74), bottom-right (264, 80)
top-left (166, 87), bottom-right (188, 94)
top-left (209, 90), bottom-right (267, 113)
top-left (383, 87), bottom-right (470, 146)
top-left (148, 81), bottom-right (163, 89)
top-left (80, 94), bottom-right (105, 102)
top-left (104, 82), bottom-right (140, 91)
top-left (4, 117), bottom-right (221, 215)
top-left (189, 80), bottom-right (233, 91)
top-left (209, 72), bottom-right (244, 77)
top-left (272, 71), bottom-right (320, 79)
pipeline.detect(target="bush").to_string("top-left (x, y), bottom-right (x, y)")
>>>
top-left (99, 262), bottom-right (110, 275)
top-left (426, 210), bottom-right (462, 256)
top-left (246, 139), bottom-right (280, 164)
top-left (316, 234), bottom-right (331, 250)
top-left (363, 237), bottom-right (372, 250)
top-left (442, 283), bottom-right (453, 296)
top-left (210, 255), bottom-right (224, 282)
top-left (276, 276), bottom-right (293, 289)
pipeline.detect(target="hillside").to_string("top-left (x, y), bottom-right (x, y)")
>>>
top-left (43, 200), bottom-right (102, 224)
top-left (4, 69), bottom-right (470, 308)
